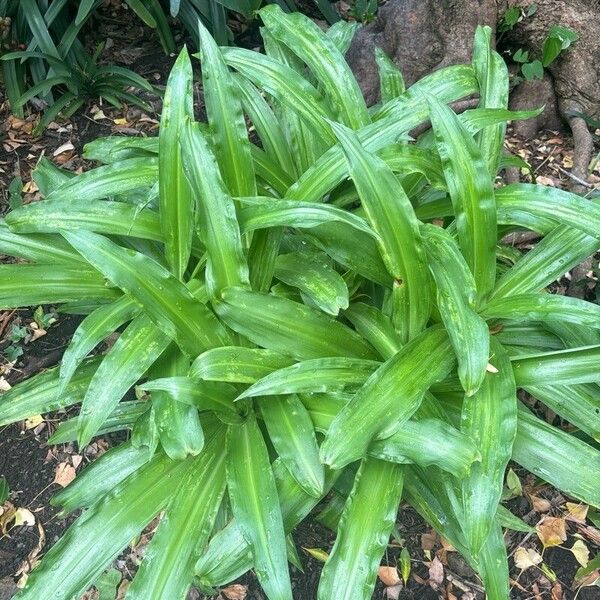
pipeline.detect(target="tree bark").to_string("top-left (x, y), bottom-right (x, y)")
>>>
top-left (346, 0), bottom-right (600, 186)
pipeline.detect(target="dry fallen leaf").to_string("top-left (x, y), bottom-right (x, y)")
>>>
top-left (428, 556), bottom-right (444, 587)
top-left (0, 377), bottom-right (11, 392)
top-left (13, 507), bottom-right (35, 527)
top-left (24, 415), bottom-right (44, 430)
top-left (385, 584), bottom-right (403, 600)
top-left (566, 502), bottom-right (589, 523)
top-left (53, 141), bottom-right (75, 157)
top-left (21, 180), bottom-right (38, 194)
top-left (514, 547), bottom-right (543, 570)
top-left (550, 581), bottom-right (563, 600)
top-left (302, 547), bottom-right (329, 562)
top-left (222, 584), bottom-right (247, 600)
top-left (530, 494), bottom-right (552, 513)
top-left (14, 520), bottom-right (45, 585)
top-left (28, 323), bottom-right (46, 342)
top-left (378, 566), bottom-right (401, 586)
top-left (537, 516), bottom-right (567, 548)
top-left (421, 531), bottom-right (437, 551)
top-left (536, 175), bottom-right (555, 186)
top-left (571, 540), bottom-right (590, 568)
top-left (53, 462), bottom-right (76, 487)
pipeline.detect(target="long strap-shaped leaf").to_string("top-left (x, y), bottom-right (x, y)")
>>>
top-left (320, 326), bottom-right (455, 469)
top-left (513, 405), bottom-right (600, 507)
top-left (149, 345), bottom-right (204, 460)
top-left (0, 357), bottom-right (101, 427)
top-left (326, 20), bottom-right (358, 52)
top-left (375, 48), bottom-right (405, 104)
top-left (260, 28), bottom-right (322, 175)
top-left (51, 441), bottom-right (151, 515)
top-left (428, 95), bottom-right (497, 298)
top-left (525, 383), bottom-right (600, 442)
top-left (495, 183), bottom-right (600, 239)
top-left (331, 122), bottom-right (430, 341)
top-left (259, 394), bottom-right (325, 498)
top-left (181, 120), bottom-right (249, 294)
top-left (301, 393), bottom-right (479, 478)
top-left (222, 47), bottom-right (336, 145)
top-left (48, 401), bottom-right (147, 445)
top-left (344, 302), bottom-right (403, 360)
top-left (20, 0), bottom-right (60, 58)
top-left (492, 221), bottom-right (600, 299)
top-left (260, 5), bottom-right (369, 130)
top-left (274, 251), bottom-right (349, 316)
top-left (237, 196), bottom-right (375, 236)
top-left (318, 458), bottom-right (403, 600)
top-left (234, 74), bottom-right (297, 179)
top-left (0, 220), bottom-right (83, 264)
top-left (237, 357), bottom-right (380, 399)
top-left (460, 338), bottom-right (517, 555)
top-left (16, 451), bottom-right (188, 600)
top-left (159, 47), bottom-right (194, 280)
top-left (195, 21), bottom-right (255, 197)
top-left (77, 314), bottom-right (170, 446)
top-left (377, 145), bottom-right (444, 189)
top-left (197, 459), bottom-right (338, 587)
top-left (422, 224), bottom-right (489, 395)
top-left (472, 25), bottom-right (509, 177)
top-left (545, 320), bottom-right (600, 349)
top-left (62, 230), bottom-right (231, 355)
top-left (0, 264), bottom-right (120, 309)
top-left (217, 287), bottom-right (377, 360)
top-left (483, 293), bottom-right (600, 328)
top-left (44, 158), bottom-right (158, 203)
top-left (226, 410), bottom-right (293, 600)
top-left (83, 137), bottom-right (158, 163)
top-left (125, 424), bottom-right (227, 600)
top-left (288, 64), bottom-right (478, 201)
top-left (59, 295), bottom-right (140, 396)
top-left (138, 377), bottom-right (241, 424)
top-left (477, 522), bottom-right (510, 600)
top-left (5, 200), bottom-right (163, 241)
top-left (512, 345), bottom-right (600, 386)
top-left (190, 346), bottom-right (295, 383)
top-left (303, 222), bottom-right (392, 286)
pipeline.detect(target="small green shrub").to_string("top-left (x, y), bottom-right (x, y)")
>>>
top-left (0, 0), bottom-right (155, 133)
top-left (1, 7), bottom-right (599, 599)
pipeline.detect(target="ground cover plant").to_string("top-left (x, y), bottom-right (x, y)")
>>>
top-left (0, 6), bottom-right (599, 599)
top-left (0, 0), bottom-right (156, 133)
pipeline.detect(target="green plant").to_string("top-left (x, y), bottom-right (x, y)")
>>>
top-left (0, 0), bottom-right (155, 132)
top-left (142, 0), bottom-right (341, 49)
top-left (2, 322), bottom-right (27, 362)
top-left (1, 7), bottom-right (599, 599)
top-left (498, 5), bottom-right (579, 83)
top-left (347, 0), bottom-right (377, 24)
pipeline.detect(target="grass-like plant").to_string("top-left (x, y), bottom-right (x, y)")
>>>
top-left (1, 6), bottom-right (599, 599)
top-left (0, 0), bottom-right (155, 133)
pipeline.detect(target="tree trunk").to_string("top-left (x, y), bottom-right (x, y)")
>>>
top-left (351, 4), bottom-right (596, 124)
